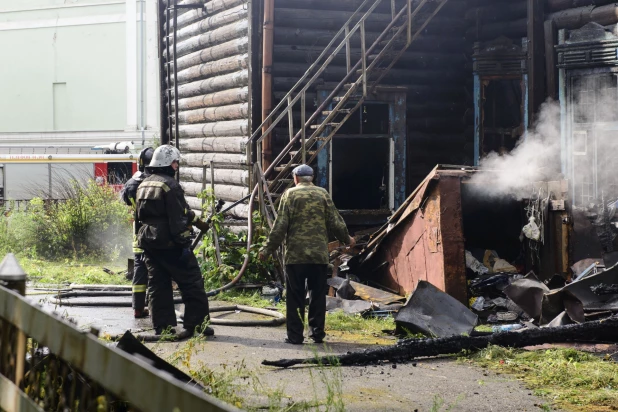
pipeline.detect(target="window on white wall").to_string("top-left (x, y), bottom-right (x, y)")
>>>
top-left (53, 82), bottom-right (68, 130)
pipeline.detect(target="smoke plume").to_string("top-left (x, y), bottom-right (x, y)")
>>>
top-left (469, 100), bottom-right (562, 199)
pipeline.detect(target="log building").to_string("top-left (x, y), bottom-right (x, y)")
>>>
top-left (157, 0), bottom-right (618, 226)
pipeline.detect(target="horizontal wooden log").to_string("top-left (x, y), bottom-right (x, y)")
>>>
top-left (174, 71), bottom-right (248, 99)
top-left (176, 103), bottom-right (249, 124)
top-left (163, 0), bottom-right (245, 32)
top-left (177, 119), bottom-right (248, 138)
top-left (408, 132), bottom-right (467, 149)
top-left (174, 87), bottom-right (249, 112)
top-left (549, 4), bottom-right (618, 29)
top-left (548, 0), bottom-right (617, 12)
top-left (181, 152), bottom-right (247, 167)
top-left (186, 196), bottom-right (250, 218)
top-left (272, 62), bottom-right (464, 84)
top-left (168, 20), bottom-right (248, 60)
top-left (181, 181), bottom-right (249, 200)
top-left (272, 44), bottom-right (466, 69)
top-left (274, 8), bottom-right (465, 34)
top-left (273, 27), bottom-right (465, 52)
top-left (175, 38), bottom-right (249, 72)
top-left (408, 102), bottom-right (466, 117)
top-left (175, 54), bottom-right (248, 85)
top-left (174, 5), bottom-right (247, 42)
top-left (464, 2), bottom-right (528, 21)
top-left (179, 166), bottom-right (249, 186)
top-left (466, 18), bottom-right (527, 40)
top-left (178, 136), bottom-right (248, 154)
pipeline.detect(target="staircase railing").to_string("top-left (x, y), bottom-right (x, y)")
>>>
top-left (250, 0), bottom-right (449, 218)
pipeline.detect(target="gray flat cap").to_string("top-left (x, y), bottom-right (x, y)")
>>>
top-left (292, 164), bottom-right (314, 176)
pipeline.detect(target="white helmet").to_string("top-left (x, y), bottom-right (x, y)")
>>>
top-left (149, 145), bottom-right (181, 168)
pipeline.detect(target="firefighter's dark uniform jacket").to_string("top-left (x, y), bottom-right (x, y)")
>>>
top-left (120, 170), bottom-right (150, 311)
top-left (136, 171), bottom-right (209, 330)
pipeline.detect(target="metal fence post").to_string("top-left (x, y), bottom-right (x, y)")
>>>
top-left (0, 253), bottom-right (27, 387)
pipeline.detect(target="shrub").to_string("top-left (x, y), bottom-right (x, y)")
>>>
top-left (1, 180), bottom-right (132, 261)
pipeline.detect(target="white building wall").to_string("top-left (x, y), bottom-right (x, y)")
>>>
top-left (0, 0), bottom-right (160, 150)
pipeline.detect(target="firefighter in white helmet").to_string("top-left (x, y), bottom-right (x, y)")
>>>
top-left (135, 145), bottom-right (213, 336)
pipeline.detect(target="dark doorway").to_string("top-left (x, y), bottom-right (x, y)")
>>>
top-left (331, 138), bottom-right (389, 210)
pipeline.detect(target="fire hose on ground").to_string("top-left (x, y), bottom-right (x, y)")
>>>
top-left (45, 186), bottom-right (285, 328)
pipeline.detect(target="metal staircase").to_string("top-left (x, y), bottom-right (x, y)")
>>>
top-left (250, 0), bottom-right (450, 226)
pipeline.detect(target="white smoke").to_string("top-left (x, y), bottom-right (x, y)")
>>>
top-left (469, 100), bottom-right (562, 200)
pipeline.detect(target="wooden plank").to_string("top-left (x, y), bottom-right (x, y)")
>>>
top-left (545, 19), bottom-right (558, 101)
top-left (528, 0), bottom-right (546, 121)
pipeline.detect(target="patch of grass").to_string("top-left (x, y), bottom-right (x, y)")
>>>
top-left (21, 258), bottom-right (129, 285)
top-left (325, 311), bottom-right (394, 336)
top-left (462, 345), bottom-right (618, 411)
top-left (219, 290), bottom-right (283, 309)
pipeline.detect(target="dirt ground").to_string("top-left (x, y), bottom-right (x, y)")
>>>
top-left (34, 294), bottom-right (553, 411)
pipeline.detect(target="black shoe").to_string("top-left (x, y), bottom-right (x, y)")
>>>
top-left (311, 338), bottom-right (324, 344)
top-left (284, 338), bottom-right (303, 345)
top-left (155, 327), bottom-right (176, 335)
top-left (186, 325), bottom-right (215, 337)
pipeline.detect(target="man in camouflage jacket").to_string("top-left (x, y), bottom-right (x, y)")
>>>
top-left (259, 165), bottom-right (355, 344)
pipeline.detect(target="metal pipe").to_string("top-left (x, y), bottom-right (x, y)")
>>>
top-left (139, 0), bottom-right (146, 147)
top-left (173, 0), bottom-right (180, 150)
top-left (166, 5), bottom-right (173, 144)
top-left (261, 0), bottom-right (275, 170)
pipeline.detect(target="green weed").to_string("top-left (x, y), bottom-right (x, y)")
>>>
top-left (463, 345), bottom-right (618, 411)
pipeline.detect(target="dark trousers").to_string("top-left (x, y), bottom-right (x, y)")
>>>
top-left (285, 264), bottom-right (328, 343)
top-left (132, 253), bottom-right (148, 311)
top-left (143, 249), bottom-right (210, 330)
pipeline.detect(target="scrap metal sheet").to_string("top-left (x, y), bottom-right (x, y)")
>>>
top-left (394, 281), bottom-right (477, 338)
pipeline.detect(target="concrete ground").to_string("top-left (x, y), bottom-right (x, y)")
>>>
top-left (31, 294), bottom-right (552, 411)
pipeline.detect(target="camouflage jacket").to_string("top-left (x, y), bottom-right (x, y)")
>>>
top-left (261, 182), bottom-right (351, 265)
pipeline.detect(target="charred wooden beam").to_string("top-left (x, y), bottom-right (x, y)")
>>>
top-left (274, 8), bottom-right (465, 33)
top-left (466, 18), bottom-right (527, 41)
top-left (549, 4), bottom-right (618, 29)
top-left (262, 317), bottom-right (618, 368)
top-left (464, 1), bottom-right (528, 22)
top-left (274, 27), bottom-right (465, 52)
top-left (528, 0), bottom-right (546, 119)
top-left (175, 38), bottom-right (249, 72)
top-left (548, 0), bottom-right (617, 13)
top-left (272, 45), bottom-right (466, 69)
top-left (272, 62), bottom-right (463, 85)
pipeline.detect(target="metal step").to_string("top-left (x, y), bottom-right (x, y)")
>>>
top-left (274, 164), bottom-right (300, 172)
top-left (267, 179), bottom-right (293, 185)
top-left (289, 150), bottom-right (317, 157)
top-left (310, 123), bottom-right (340, 130)
top-left (322, 109), bottom-right (351, 116)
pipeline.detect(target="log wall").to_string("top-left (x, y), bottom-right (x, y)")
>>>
top-left (271, 0), bottom-right (472, 192)
top-left (159, 0), bottom-right (252, 219)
